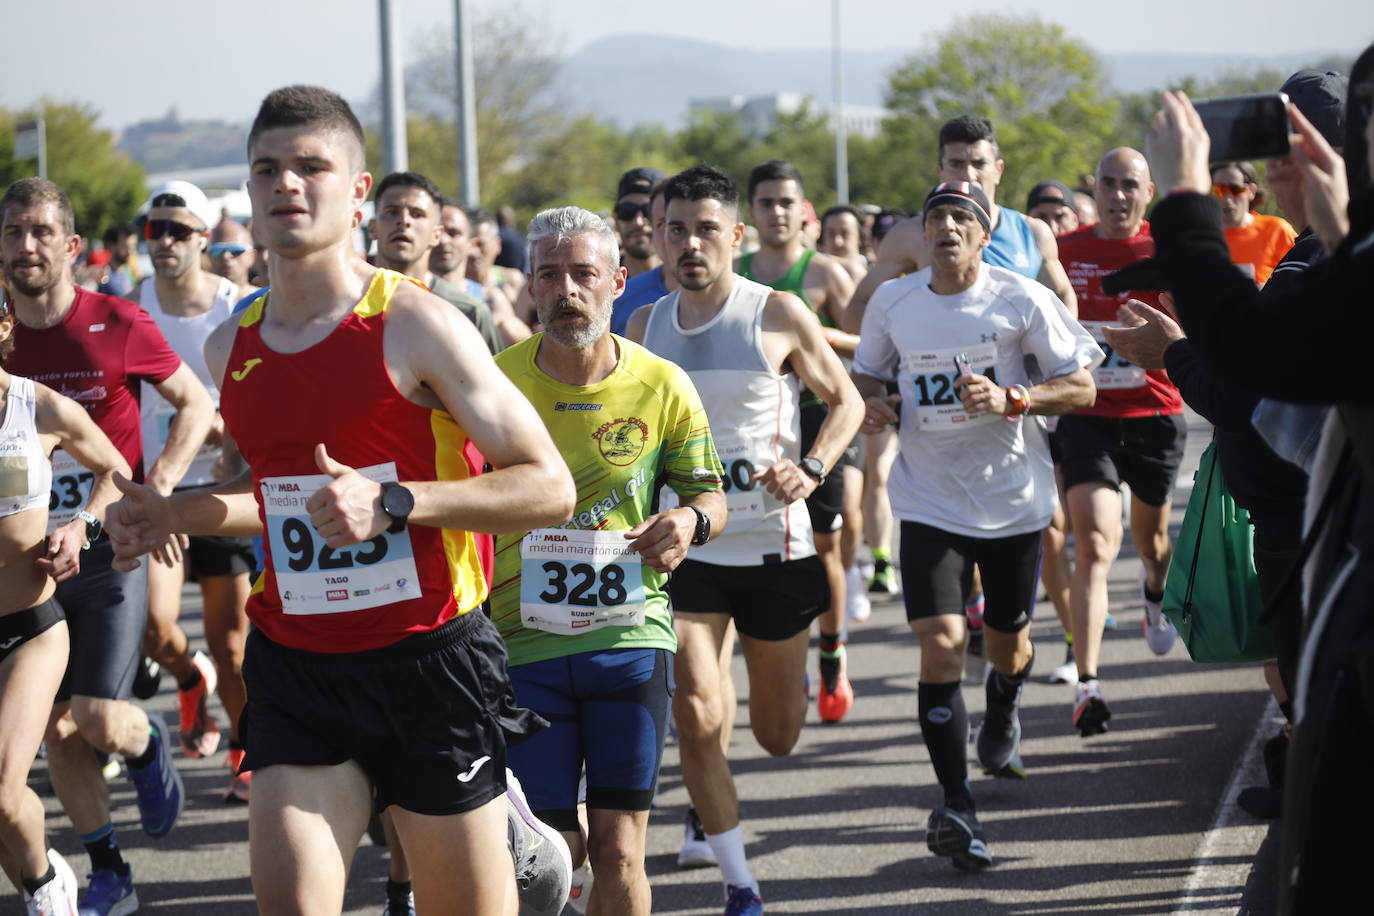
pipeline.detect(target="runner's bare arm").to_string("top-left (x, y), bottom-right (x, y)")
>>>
top-left (1030, 219), bottom-right (1078, 316)
top-left (623, 303), bottom-right (653, 345)
top-left (144, 362), bottom-right (215, 496)
top-left (853, 372), bottom-right (902, 432)
top-left (490, 283), bottom-right (532, 346)
top-left (755, 292), bottom-right (863, 502)
top-left (842, 216), bottom-right (926, 333)
top-left (625, 489), bottom-right (726, 574)
top-left (809, 253), bottom-right (861, 357)
top-left (35, 385), bottom-right (131, 580)
top-left (956, 366), bottom-right (1095, 417)
top-left (371, 282), bottom-right (575, 536)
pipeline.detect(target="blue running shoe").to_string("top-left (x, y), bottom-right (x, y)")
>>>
top-left (77, 868), bottom-right (138, 916)
top-left (724, 884), bottom-right (763, 916)
top-left (128, 717), bottom-right (183, 838)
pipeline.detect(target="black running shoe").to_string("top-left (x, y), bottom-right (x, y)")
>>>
top-left (132, 656), bottom-right (163, 700)
top-left (926, 806), bottom-right (993, 871)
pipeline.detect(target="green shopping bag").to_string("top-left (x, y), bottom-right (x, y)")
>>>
top-left (1161, 440), bottom-right (1276, 663)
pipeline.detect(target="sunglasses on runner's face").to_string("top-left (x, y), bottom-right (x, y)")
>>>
top-left (144, 219), bottom-right (201, 242)
top-left (614, 201), bottom-right (651, 221)
top-left (208, 243), bottom-right (251, 258)
top-left (1212, 183), bottom-right (1251, 199)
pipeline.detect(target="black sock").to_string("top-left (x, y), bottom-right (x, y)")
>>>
top-left (177, 665), bottom-right (202, 692)
top-left (126, 729), bottom-right (158, 770)
top-left (818, 631), bottom-right (842, 654)
top-left (386, 879), bottom-right (413, 908)
top-left (80, 823), bottom-right (129, 876)
top-left (1144, 584), bottom-right (1165, 603)
top-left (1279, 700), bottom-right (1293, 722)
top-left (987, 649), bottom-right (1034, 708)
top-left (1078, 673), bottom-right (1098, 684)
top-left (918, 680), bottom-right (972, 810)
top-left (21, 863), bottom-right (55, 895)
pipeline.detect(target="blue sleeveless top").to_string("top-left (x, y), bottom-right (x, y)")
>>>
top-left (984, 207), bottom-right (1043, 279)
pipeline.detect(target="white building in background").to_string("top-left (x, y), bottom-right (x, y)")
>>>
top-left (688, 92), bottom-right (890, 140)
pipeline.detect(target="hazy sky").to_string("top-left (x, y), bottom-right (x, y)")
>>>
top-left (10, 0), bottom-right (1371, 129)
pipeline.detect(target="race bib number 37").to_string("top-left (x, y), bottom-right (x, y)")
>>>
top-left (262, 463), bottom-right (421, 615)
top-left (520, 528), bottom-right (646, 636)
top-left (47, 450), bottom-right (94, 535)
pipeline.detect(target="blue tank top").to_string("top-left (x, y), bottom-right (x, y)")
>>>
top-left (984, 207), bottom-right (1043, 279)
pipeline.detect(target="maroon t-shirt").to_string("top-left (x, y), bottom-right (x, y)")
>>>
top-left (10, 287), bottom-right (182, 481)
top-left (1056, 221), bottom-right (1183, 418)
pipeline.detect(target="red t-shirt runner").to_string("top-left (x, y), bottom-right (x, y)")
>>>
top-left (9, 287), bottom-right (182, 531)
top-left (1056, 222), bottom-right (1183, 418)
top-left (219, 269), bottom-right (488, 653)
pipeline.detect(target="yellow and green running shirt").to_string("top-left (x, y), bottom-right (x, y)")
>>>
top-left (493, 333), bottom-right (724, 666)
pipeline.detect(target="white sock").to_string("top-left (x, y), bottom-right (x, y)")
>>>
top-left (705, 825), bottom-right (756, 892)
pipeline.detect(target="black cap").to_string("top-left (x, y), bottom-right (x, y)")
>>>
top-left (617, 167), bottom-right (666, 201)
top-left (1026, 180), bottom-right (1076, 213)
top-left (924, 181), bottom-right (992, 232)
top-left (1281, 69), bottom-right (1348, 149)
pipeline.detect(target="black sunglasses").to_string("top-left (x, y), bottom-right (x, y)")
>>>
top-left (614, 200), bottom-right (651, 222)
top-left (144, 219), bottom-right (200, 242)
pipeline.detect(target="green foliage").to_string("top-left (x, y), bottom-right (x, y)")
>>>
top-left (883, 14), bottom-right (1120, 208)
top-left (0, 101), bottom-right (145, 239)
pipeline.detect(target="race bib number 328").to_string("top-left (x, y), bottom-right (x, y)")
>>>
top-left (262, 462), bottom-right (421, 615)
top-left (520, 528), bottom-right (646, 636)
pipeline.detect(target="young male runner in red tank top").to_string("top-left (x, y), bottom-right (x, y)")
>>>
top-left (104, 86), bottom-right (576, 916)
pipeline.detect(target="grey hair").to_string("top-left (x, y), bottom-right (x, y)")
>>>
top-left (525, 206), bottom-right (620, 272)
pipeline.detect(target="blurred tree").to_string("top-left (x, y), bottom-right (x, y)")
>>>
top-left (0, 101), bottom-right (145, 240)
top-left (882, 15), bottom-right (1120, 209)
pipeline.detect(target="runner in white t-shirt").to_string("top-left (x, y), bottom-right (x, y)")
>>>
top-left (852, 181), bottom-right (1099, 872)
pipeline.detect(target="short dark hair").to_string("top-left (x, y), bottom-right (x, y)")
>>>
top-left (248, 86), bottom-right (365, 167)
top-left (938, 115), bottom-right (999, 163)
top-left (664, 165), bottom-right (739, 213)
top-left (374, 172), bottom-right (444, 212)
top-left (467, 207), bottom-right (497, 231)
top-left (746, 159), bottom-right (804, 204)
top-left (1, 178), bottom-right (75, 236)
top-left (820, 203), bottom-right (864, 229)
top-left (103, 221), bottom-right (138, 246)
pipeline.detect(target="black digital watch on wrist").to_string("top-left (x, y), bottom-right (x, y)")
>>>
top-left (379, 481), bottom-right (414, 534)
top-left (799, 456), bottom-right (827, 487)
top-left (687, 504), bottom-right (711, 546)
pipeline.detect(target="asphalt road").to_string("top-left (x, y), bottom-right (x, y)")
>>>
top-left (19, 411), bottom-right (1285, 915)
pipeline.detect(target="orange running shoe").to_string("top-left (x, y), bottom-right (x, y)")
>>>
top-left (178, 650), bottom-right (221, 759)
top-left (225, 747), bottom-right (251, 804)
top-left (818, 645), bottom-right (854, 723)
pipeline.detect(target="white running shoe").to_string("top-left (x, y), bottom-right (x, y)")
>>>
top-left (1140, 572), bottom-right (1177, 656)
top-left (845, 565), bottom-right (872, 622)
top-left (1072, 679), bottom-right (1112, 737)
top-left (1048, 644), bottom-right (1076, 685)
top-left (677, 807), bottom-right (716, 868)
top-left (505, 768), bottom-right (573, 916)
top-left (24, 848), bottom-right (78, 916)
top-left (566, 863), bottom-right (593, 914)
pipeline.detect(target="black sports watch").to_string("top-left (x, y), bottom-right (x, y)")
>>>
top-left (76, 510), bottom-right (102, 549)
top-left (799, 456), bottom-right (827, 486)
top-left (687, 504), bottom-right (711, 546)
top-left (379, 482), bottom-right (414, 534)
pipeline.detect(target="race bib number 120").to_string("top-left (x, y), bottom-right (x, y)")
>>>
top-left (262, 462), bottom-right (421, 615)
top-left (520, 528), bottom-right (646, 635)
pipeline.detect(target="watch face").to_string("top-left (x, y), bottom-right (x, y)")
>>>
top-left (383, 483), bottom-right (414, 519)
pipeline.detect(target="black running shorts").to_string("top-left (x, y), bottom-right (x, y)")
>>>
top-left (1056, 413), bottom-right (1187, 507)
top-left (668, 555), bottom-right (829, 641)
top-left (0, 596), bottom-right (64, 665)
top-left (239, 609), bottom-right (546, 816)
top-left (899, 521), bottom-right (1042, 633)
top-left (186, 535), bottom-right (257, 580)
top-left (56, 541), bottom-right (147, 702)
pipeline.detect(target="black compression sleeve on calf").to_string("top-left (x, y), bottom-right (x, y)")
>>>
top-left (918, 680), bottom-right (972, 810)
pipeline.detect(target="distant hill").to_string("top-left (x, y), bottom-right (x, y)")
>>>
top-left (115, 36), bottom-right (1350, 175)
top-left (555, 35), bottom-right (1350, 128)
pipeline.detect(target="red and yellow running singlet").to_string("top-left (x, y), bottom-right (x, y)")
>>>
top-left (219, 269), bottom-right (486, 652)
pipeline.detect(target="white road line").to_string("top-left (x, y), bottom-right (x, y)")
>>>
top-left (1172, 697), bottom-right (1277, 914)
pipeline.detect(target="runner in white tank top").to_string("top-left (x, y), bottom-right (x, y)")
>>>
top-left (626, 166), bottom-right (863, 912)
top-left (0, 307), bottom-right (129, 913)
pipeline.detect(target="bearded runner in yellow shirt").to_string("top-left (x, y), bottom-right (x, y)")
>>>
top-left (491, 206), bottom-right (726, 916)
